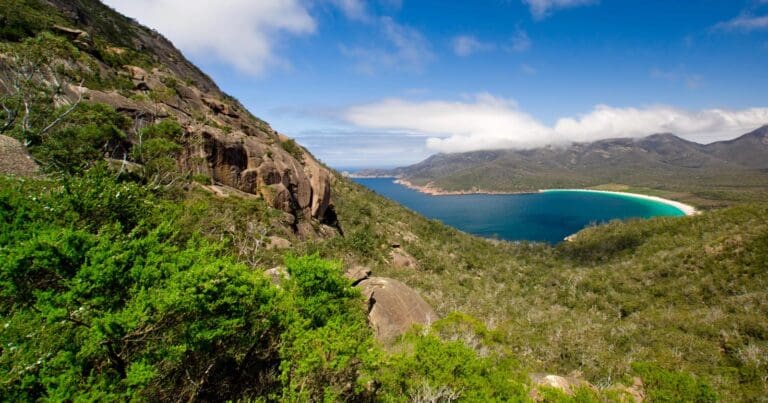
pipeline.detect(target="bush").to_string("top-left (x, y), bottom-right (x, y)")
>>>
top-left (377, 332), bottom-right (528, 401)
top-left (27, 103), bottom-right (130, 173)
top-left (0, 176), bottom-right (382, 401)
top-left (280, 138), bottom-right (303, 161)
top-left (632, 362), bottom-right (717, 402)
top-left (0, 0), bottom-right (63, 42)
top-left (130, 120), bottom-right (185, 183)
top-left (276, 255), bottom-right (379, 401)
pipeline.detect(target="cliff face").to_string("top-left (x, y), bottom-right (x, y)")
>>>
top-left (35, 0), bottom-right (337, 236)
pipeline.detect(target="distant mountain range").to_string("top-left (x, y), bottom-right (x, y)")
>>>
top-left (357, 126), bottom-right (768, 195)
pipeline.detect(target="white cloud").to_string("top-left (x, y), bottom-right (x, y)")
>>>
top-left (102, 0), bottom-right (315, 75)
top-left (343, 94), bottom-right (768, 153)
top-left (507, 29), bottom-right (532, 52)
top-left (520, 64), bottom-right (537, 75)
top-left (452, 29), bottom-right (529, 57)
top-left (523, 0), bottom-right (598, 19)
top-left (332, 0), bottom-right (369, 21)
top-left (714, 14), bottom-right (768, 31)
top-left (341, 17), bottom-right (433, 74)
top-left (345, 94), bottom-right (554, 152)
top-left (553, 105), bottom-right (768, 144)
top-left (452, 35), bottom-right (494, 57)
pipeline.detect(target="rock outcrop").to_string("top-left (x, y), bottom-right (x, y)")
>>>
top-left (186, 127), bottom-right (334, 235)
top-left (530, 373), bottom-right (594, 395)
top-left (85, 70), bottom-right (338, 236)
top-left (389, 247), bottom-right (418, 269)
top-left (33, 0), bottom-right (339, 238)
top-left (344, 266), bottom-right (372, 285)
top-left (0, 135), bottom-right (39, 177)
top-left (530, 373), bottom-right (645, 402)
top-left (357, 277), bottom-right (438, 341)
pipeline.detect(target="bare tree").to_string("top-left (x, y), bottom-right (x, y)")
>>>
top-left (0, 36), bottom-right (83, 143)
top-left (412, 383), bottom-right (463, 403)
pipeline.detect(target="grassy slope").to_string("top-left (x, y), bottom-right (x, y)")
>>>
top-left (288, 177), bottom-right (768, 400)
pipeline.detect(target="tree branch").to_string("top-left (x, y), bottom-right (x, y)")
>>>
top-left (38, 80), bottom-right (84, 137)
top-left (0, 102), bottom-right (16, 133)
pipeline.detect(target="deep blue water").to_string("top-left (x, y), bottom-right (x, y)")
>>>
top-left (353, 178), bottom-right (685, 244)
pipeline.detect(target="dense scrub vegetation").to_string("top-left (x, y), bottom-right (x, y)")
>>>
top-left (2, 0), bottom-right (765, 400)
top-left (0, 169), bottom-right (533, 401)
top-left (2, 166), bottom-right (744, 401)
top-left (309, 179), bottom-right (767, 401)
top-left (0, 85), bottom-right (533, 399)
top-left (0, 0), bottom-right (65, 42)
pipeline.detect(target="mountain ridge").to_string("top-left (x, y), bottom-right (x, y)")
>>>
top-left (357, 126), bottom-right (768, 203)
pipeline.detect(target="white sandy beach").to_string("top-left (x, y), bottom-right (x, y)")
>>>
top-left (390, 178), bottom-right (699, 216)
top-left (541, 189), bottom-right (699, 216)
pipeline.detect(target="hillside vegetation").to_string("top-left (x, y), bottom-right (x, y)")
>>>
top-left (1, 0), bottom-right (766, 401)
top-left (367, 130), bottom-right (768, 208)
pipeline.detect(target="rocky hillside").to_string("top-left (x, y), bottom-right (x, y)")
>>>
top-left (705, 125), bottom-right (768, 170)
top-left (2, 1), bottom-right (767, 401)
top-left (362, 127), bottom-right (768, 204)
top-left (0, 0), bottom-right (335, 237)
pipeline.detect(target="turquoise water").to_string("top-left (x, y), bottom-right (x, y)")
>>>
top-left (353, 178), bottom-right (685, 244)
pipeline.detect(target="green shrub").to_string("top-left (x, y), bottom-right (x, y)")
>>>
top-left (139, 119), bottom-right (184, 142)
top-left (94, 39), bottom-right (153, 69)
top-left (377, 332), bottom-right (528, 401)
top-left (0, 176), bottom-right (382, 401)
top-left (280, 138), bottom-right (303, 161)
top-left (632, 362), bottom-right (717, 402)
top-left (26, 103), bottom-right (130, 173)
top-left (0, 0), bottom-right (63, 42)
top-left (129, 120), bottom-right (185, 183)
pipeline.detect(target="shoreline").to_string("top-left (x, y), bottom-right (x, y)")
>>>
top-left (541, 189), bottom-right (699, 216)
top-left (391, 178), bottom-right (698, 216)
top-left (394, 178), bottom-right (533, 196)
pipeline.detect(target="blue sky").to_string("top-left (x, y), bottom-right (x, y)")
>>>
top-left (104, 0), bottom-right (768, 168)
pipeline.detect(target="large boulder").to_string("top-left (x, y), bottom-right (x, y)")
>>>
top-left (357, 277), bottom-right (438, 341)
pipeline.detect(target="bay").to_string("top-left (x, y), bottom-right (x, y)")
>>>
top-left (353, 177), bottom-right (685, 244)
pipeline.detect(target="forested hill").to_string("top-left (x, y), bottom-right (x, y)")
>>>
top-left (361, 127), bottom-right (768, 206)
top-left (1, 0), bottom-right (767, 401)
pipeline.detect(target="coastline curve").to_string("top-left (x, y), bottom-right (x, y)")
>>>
top-left (540, 189), bottom-right (698, 217)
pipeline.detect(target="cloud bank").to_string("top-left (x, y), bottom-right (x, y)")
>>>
top-left (102, 0), bottom-right (315, 75)
top-left (343, 94), bottom-right (768, 153)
